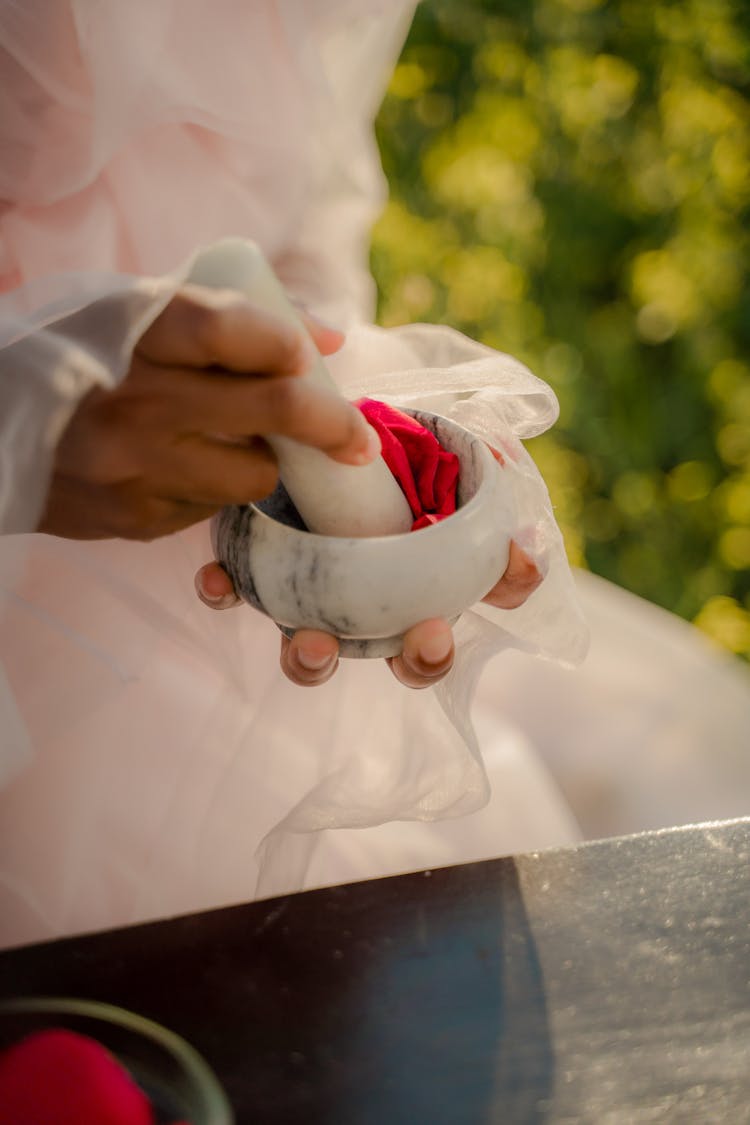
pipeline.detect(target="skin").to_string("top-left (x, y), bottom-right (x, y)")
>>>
top-left (40, 286), bottom-right (378, 540)
top-left (195, 541), bottom-right (543, 689)
top-left (41, 283), bottom-right (543, 689)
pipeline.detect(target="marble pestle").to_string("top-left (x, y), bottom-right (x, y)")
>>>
top-left (187, 239), bottom-right (413, 537)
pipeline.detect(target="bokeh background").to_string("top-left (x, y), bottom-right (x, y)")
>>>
top-left (372, 0), bottom-right (750, 658)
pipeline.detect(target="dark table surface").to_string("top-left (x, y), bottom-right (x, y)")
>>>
top-left (1, 817), bottom-right (749, 1124)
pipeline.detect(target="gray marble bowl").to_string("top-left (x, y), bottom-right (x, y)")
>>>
top-left (212, 410), bottom-right (514, 658)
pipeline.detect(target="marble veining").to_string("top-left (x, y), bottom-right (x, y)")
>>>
top-left (212, 410), bottom-right (516, 658)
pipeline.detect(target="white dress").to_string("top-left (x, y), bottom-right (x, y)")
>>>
top-left (0, 0), bottom-right (748, 950)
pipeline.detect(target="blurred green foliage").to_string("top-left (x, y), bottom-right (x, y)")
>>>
top-left (372, 0), bottom-right (750, 657)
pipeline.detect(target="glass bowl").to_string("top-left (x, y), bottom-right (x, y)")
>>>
top-left (0, 996), bottom-right (233, 1124)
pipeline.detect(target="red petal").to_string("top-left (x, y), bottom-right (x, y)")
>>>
top-left (0, 1029), bottom-right (155, 1125)
top-left (357, 399), bottom-right (459, 530)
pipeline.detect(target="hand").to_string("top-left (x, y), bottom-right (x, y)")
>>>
top-left (195, 539), bottom-right (543, 689)
top-left (39, 286), bottom-right (376, 540)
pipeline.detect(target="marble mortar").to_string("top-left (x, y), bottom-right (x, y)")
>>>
top-left (212, 410), bottom-right (515, 658)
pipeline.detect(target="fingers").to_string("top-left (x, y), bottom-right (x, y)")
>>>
top-left (129, 285), bottom-right (375, 468)
top-left (195, 562), bottom-right (341, 685)
top-left (137, 285), bottom-right (312, 374)
top-left (194, 564), bottom-right (453, 691)
top-left (194, 562), bottom-right (241, 610)
top-left (385, 539), bottom-right (543, 690)
top-left (193, 572), bottom-right (456, 690)
top-left (139, 287), bottom-right (346, 368)
top-left (233, 377), bottom-right (379, 464)
top-left (137, 367), bottom-right (378, 465)
top-left (281, 630), bottom-right (339, 687)
top-left (298, 311), bottom-right (346, 357)
top-left (39, 475), bottom-right (219, 541)
top-left (145, 435), bottom-right (280, 505)
top-left (482, 539), bottom-right (545, 610)
top-left (45, 283), bottom-right (356, 542)
top-left (387, 618), bottom-right (455, 689)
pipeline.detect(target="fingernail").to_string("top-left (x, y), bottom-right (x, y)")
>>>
top-left (199, 590), bottom-right (242, 610)
top-left (351, 423), bottom-right (382, 465)
top-left (306, 310), bottom-right (345, 335)
top-left (290, 300), bottom-right (345, 338)
top-left (513, 525), bottom-right (550, 577)
top-left (296, 647), bottom-right (336, 672)
top-left (417, 627), bottom-right (453, 666)
top-left (194, 572), bottom-right (241, 610)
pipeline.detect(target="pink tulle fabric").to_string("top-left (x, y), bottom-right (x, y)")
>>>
top-left (0, 0), bottom-right (412, 320)
top-left (2, 1), bottom-right (746, 958)
top-left (0, 0), bottom-right (590, 947)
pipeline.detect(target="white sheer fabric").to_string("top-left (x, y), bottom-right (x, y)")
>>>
top-left (0, 0), bottom-right (414, 532)
top-left (0, 0), bottom-right (748, 950)
top-left (0, 273), bottom-right (588, 948)
top-left (0, 0), bottom-right (589, 949)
